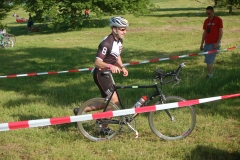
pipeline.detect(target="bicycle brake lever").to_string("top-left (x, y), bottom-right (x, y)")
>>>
top-left (181, 62), bottom-right (186, 68)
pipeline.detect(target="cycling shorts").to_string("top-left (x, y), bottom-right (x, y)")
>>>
top-left (93, 68), bottom-right (114, 98)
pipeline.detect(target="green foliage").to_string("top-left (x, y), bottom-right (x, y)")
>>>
top-left (0, 22), bottom-right (10, 32)
top-left (216, 0), bottom-right (240, 5)
top-left (0, 0), bottom-right (15, 20)
top-left (213, 0), bottom-right (240, 13)
top-left (214, 0), bottom-right (240, 6)
top-left (15, 0), bottom-right (154, 29)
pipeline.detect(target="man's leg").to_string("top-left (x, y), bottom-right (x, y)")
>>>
top-left (206, 63), bottom-right (213, 78)
top-left (83, 91), bottom-right (119, 112)
top-left (81, 92), bottom-right (118, 131)
top-left (204, 44), bottom-right (217, 78)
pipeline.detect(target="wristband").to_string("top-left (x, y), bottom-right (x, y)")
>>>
top-left (107, 64), bottom-right (112, 69)
top-left (120, 65), bottom-right (125, 69)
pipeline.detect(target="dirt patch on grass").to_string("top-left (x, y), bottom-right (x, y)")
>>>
top-left (127, 26), bottom-right (198, 33)
top-left (0, 143), bottom-right (22, 151)
top-left (168, 18), bottom-right (189, 23)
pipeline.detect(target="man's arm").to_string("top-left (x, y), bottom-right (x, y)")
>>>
top-left (213, 28), bottom-right (223, 49)
top-left (117, 56), bottom-right (124, 68)
top-left (200, 30), bottom-right (206, 51)
top-left (217, 28), bottom-right (223, 44)
top-left (94, 58), bottom-right (121, 74)
top-left (94, 58), bottom-right (109, 69)
top-left (117, 56), bottom-right (128, 76)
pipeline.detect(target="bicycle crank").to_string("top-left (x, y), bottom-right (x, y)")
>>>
top-left (119, 116), bottom-right (138, 138)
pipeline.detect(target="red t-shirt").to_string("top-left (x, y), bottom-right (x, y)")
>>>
top-left (85, 10), bottom-right (89, 15)
top-left (203, 16), bottom-right (223, 44)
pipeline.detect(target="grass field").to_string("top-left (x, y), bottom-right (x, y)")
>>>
top-left (0, 0), bottom-right (240, 159)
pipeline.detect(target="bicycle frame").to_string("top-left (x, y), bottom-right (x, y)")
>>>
top-left (102, 73), bottom-right (165, 116)
top-left (100, 62), bottom-right (186, 121)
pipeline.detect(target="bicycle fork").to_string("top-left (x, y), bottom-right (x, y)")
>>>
top-left (160, 95), bottom-right (175, 121)
top-left (165, 110), bottom-right (175, 121)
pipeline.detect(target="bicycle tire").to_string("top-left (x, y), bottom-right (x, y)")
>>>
top-left (7, 34), bottom-right (16, 44)
top-left (2, 37), bottom-right (14, 48)
top-left (76, 98), bottom-right (120, 141)
top-left (148, 96), bottom-right (196, 140)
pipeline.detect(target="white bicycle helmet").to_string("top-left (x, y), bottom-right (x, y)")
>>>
top-left (110, 17), bottom-right (129, 28)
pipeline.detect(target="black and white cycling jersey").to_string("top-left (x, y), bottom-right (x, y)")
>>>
top-left (96, 33), bottom-right (123, 65)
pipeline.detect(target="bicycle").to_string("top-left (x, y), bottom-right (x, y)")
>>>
top-left (76, 62), bottom-right (196, 141)
top-left (3, 33), bottom-right (16, 44)
top-left (0, 33), bottom-right (14, 48)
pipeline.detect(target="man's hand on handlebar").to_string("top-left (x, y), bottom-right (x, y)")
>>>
top-left (110, 66), bottom-right (128, 77)
top-left (110, 65), bottom-right (121, 74)
top-left (122, 67), bottom-right (128, 77)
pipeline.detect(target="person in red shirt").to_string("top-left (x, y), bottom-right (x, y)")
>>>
top-left (200, 6), bottom-right (223, 78)
top-left (84, 9), bottom-right (90, 18)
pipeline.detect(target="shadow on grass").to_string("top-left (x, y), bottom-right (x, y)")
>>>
top-left (7, 18), bottom-right (109, 36)
top-left (0, 46), bottom-right (239, 125)
top-left (154, 7), bottom-right (204, 12)
top-left (147, 7), bottom-right (240, 18)
top-left (186, 145), bottom-right (240, 160)
top-left (0, 46), bottom-right (159, 106)
top-left (170, 52), bottom-right (240, 120)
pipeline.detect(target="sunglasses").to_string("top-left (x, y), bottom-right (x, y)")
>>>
top-left (118, 28), bottom-right (126, 31)
top-left (206, 12), bottom-right (211, 15)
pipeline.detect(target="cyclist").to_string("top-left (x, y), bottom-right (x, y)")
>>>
top-left (74, 16), bottom-right (129, 134)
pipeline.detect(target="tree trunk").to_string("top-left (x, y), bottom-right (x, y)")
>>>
top-left (229, 6), bottom-right (233, 14)
top-left (228, 0), bottom-right (233, 14)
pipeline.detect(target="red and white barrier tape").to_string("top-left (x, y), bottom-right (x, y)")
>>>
top-left (0, 93), bottom-right (239, 132)
top-left (0, 68), bottom-right (93, 79)
top-left (0, 46), bottom-right (239, 79)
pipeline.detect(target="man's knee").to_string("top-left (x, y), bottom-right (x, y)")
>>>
top-left (111, 94), bottom-right (119, 105)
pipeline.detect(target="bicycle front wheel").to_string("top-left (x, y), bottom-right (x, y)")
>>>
top-left (7, 34), bottom-right (16, 44)
top-left (76, 98), bottom-right (120, 141)
top-left (148, 96), bottom-right (196, 140)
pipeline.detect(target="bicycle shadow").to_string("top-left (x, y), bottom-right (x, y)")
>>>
top-left (186, 145), bottom-right (240, 160)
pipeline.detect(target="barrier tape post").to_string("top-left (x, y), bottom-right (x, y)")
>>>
top-left (0, 46), bottom-right (239, 79)
top-left (0, 93), bottom-right (239, 132)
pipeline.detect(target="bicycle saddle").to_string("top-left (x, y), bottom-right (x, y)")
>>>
top-left (101, 70), bottom-right (111, 75)
top-left (155, 69), bottom-right (164, 77)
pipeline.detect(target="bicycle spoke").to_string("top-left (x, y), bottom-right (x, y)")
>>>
top-left (148, 96), bottom-right (196, 140)
top-left (76, 98), bottom-right (120, 141)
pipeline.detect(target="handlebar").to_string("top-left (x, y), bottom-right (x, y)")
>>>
top-left (155, 62), bottom-right (186, 86)
top-left (100, 62), bottom-right (186, 88)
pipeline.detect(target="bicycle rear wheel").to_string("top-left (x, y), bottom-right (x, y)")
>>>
top-left (2, 37), bottom-right (14, 48)
top-left (76, 98), bottom-right (120, 141)
top-left (148, 96), bottom-right (196, 140)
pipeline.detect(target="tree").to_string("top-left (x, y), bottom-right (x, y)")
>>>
top-left (0, 0), bottom-right (15, 20)
top-left (0, 1), bottom-right (16, 31)
top-left (15, 0), bottom-right (154, 29)
top-left (213, 0), bottom-right (240, 14)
